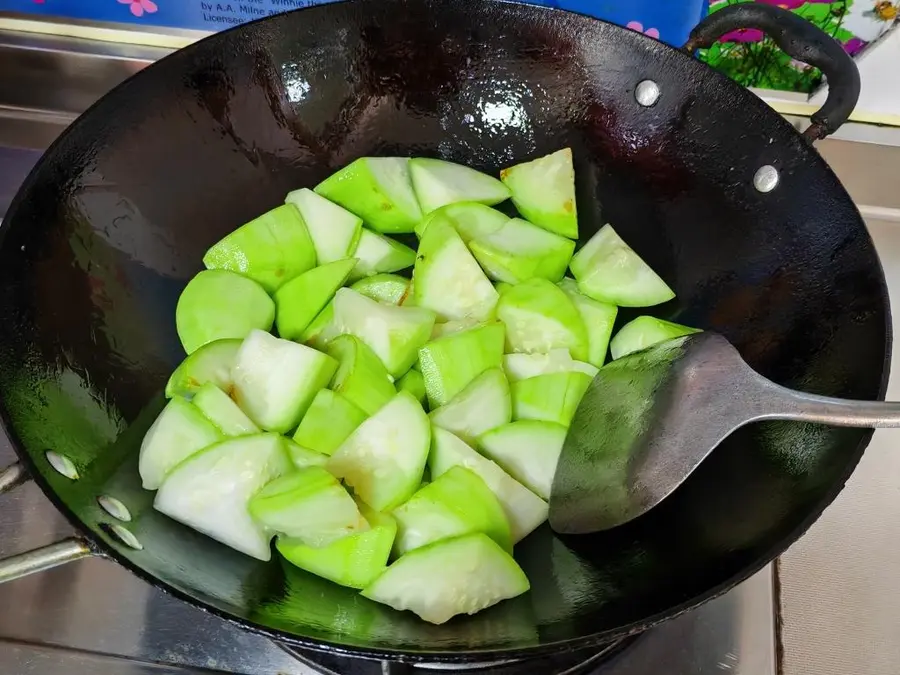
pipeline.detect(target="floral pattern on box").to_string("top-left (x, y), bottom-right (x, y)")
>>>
top-left (701, 0), bottom-right (899, 93)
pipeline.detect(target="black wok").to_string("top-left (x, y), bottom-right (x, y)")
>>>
top-left (0, 0), bottom-right (889, 664)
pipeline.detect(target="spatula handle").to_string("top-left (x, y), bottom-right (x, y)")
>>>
top-left (768, 385), bottom-right (900, 428)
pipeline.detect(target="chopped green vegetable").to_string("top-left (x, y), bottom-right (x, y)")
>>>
top-left (362, 533), bottom-right (530, 625)
top-left (153, 433), bottom-right (292, 560)
top-left (409, 158), bottom-right (510, 215)
top-left (276, 501), bottom-right (396, 589)
top-left (478, 421), bottom-right (567, 500)
top-left (610, 315), bottom-right (701, 360)
top-left (327, 391), bottom-right (430, 511)
top-left (569, 224), bottom-right (675, 306)
top-left (413, 217), bottom-right (499, 322)
top-left (249, 467), bottom-right (368, 547)
top-left (202, 204), bottom-right (316, 293)
top-left (301, 300), bottom-right (339, 349)
top-left (315, 157), bottom-right (422, 234)
top-left (500, 148), bottom-right (578, 239)
top-left (165, 338), bottom-right (241, 399)
top-left (326, 335), bottom-right (396, 415)
top-left (292, 388), bottom-right (368, 456)
top-left (274, 258), bottom-right (357, 341)
top-left (415, 202), bottom-right (509, 241)
top-left (285, 188), bottom-right (362, 264)
top-left (332, 288), bottom-right (435, 379)
top-left (191, 382), bottom-right (259, 437)
top-left (503, 349), bottom-right (598, 382)
top-left (283, 438), bottom-right (329, 469)
top-left (139, 397), bottom-right (223, 490)
top-left (496, 278), bottom-right (589, 361)
top-left (393, 466), bottom-right (512, 556)
top-left (175, 270), bottom-right (274, 355)
top-left (429, 368), bottom-right (510, 444)
top-left (557, 278), bottom-right (618, 368)
top-left (511, 371), bottom-right (592, 427)
top-left (429, 428), bottom-right (548, 542)
top-left (231, 330), bottom-right (338, 433)
top-left (418, 322), bottom-right (505, 409)
top-left (350, 274), bottom-right (411, 305)
top-left (349, 228), bottom-right (417, 281)
top-left (469, 218), bottom-right (575, 284)
top-left (396, 369), bottom-right (427, 407)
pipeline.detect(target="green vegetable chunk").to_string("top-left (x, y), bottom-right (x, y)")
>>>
top-left (396, 369), bottom-right (427, 407)
top-left (274, 258), bottom-right (357, 341)
top-left (351, 274), bottom-right (411, 305)
top-left (569, 224), bottom-right (675, 307)
top-left (511, 371), bottom-right (593, 427)
top-left (315, 157), bottom-right (423, 234)
top-left (500, 148), bottom-right (578, 239)
top-left (327, 391), bottom-right (430, 512)
top-left (153, 433), bottom-right (292, 560)
top-left (202, 203), bottom-right (316, 293)
top-left (418, 322), bottom-right (505, 409)
top-left (301, 300), bottom-right (339, 349)
top-left (503, 349), bottom-right (598, 382)
top-left (478, 421), bottom-right (567, 500)
top-left (165, 338), bottom-right (241, 399)
top-left (362, 533), bottom-right (530, 625)
top-left (349, 229), bottom-right (417, 280)
top-left (393, 466), bottom-right (512, 556)
top-left (558, 278), bottom-right (618, 368)
top-left (326, 335), bottom-right (396, 415)
top-left (277, 502), bottom-right (396, 589)
top-left (191, 382), bottom-right (260, 437)
top-left (332, 288), bottom-right (436, 379)
top-left (139, 397), bottom-right (223, 490)
top-left (429, 428), bottom-right (548, 542)
top-left (413, 218), bottom-right (499, 322)
top-left (610, 315), bottom-right (701, 360)
top-left (496, 278), bottom-right (589, 361)
top-left (283, 438), bottom-right (328, 470)
top-left (249, 467), bottom-right (368, 547)
top-left (175, 270), bottom-right (274, 355)
top-left (429, 368), bottom-right (511, 444)
top-left (292, 388), bottom-right (368, 456)
top-left (285, 188), bottom-right (362, 264)
top-left (232, 330), bottom-right (338, 433)
top-left (409, 158), bottom-right (510, 215)
top-left (469, 218), bottom-right (575, 284)
top-left (415, 202), bottom-right (510, 240)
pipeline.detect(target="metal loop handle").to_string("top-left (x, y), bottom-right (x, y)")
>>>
top-left (0, 461), bottom-right (95, 583)
top-left (683, 3), bottom-right (861, 142)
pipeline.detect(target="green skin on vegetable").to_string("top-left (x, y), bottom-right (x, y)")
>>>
top-left (392, 465), bottom-right (513, 557)
top-left (202, 203), bottom-right (316, 293)
top-left (610, 315), bottom-right (701, 360)
top-left (292, 388), bottom-right (368, 456)
top-left (348, 229), bottom-right (417, 281)
top-left (409, 158), bottom-right (511, 215)
top-left (511, 371), bottom-right (593, 427)
top-left (496, 278), bottom-right (589, 362)
top-left (469, 218), bottom-right (575, 284)
top-left (558, 278), bottom-right (618, 368)
top-left (165, 338), bottom-right (241, 399)
top-left (175, 270), bottom-right (274, 355)
top-left (429, 367), bottom-right (511, 445)
top-left (396, 369), bottom-right (427, 407)
top-left (418, 322), bottom-right (506, 409)
top-left (274, 258), bottom-right (357, 341)
top-left (314, 157), bottom-right (423, 234)
top-left (327, 335), bottom-right (396, 415)
top-left (502, 349), bottom-right (598, 383)
top-left (500, 148), bottom-right (578, 239)
top-left (414, 202), bottom-right (510, 241)
top-left (191, 382), bottom-right (259, 437)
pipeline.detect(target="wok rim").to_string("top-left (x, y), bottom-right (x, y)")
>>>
top-left (0, 0), bottom-right (892, 662)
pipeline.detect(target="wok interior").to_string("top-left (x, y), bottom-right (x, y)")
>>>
top-left (0, 0), bottom-right (887, 659)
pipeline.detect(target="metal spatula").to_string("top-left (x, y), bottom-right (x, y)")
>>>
top-left (548, 332), bottom-right (898, 535)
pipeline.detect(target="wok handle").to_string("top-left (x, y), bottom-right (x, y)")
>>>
top-left (683, 4), bottom-right (860, 141)
top-left (0, 461), bottom-right (96, 584)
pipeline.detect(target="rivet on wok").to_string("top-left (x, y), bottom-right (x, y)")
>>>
top-left (103, 522), bottom-right (143, 550)
top-left (635, 80), bottom-right (661, 107)
top-left (46, 451), bottom-right (79, 480)
top-left (754, 165), bottom-right (780, 193)
top-left (98, 495), bottom-right (132, 522)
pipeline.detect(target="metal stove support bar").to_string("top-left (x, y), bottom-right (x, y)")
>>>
top-left (0, 462), bottom-right (95, 584)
